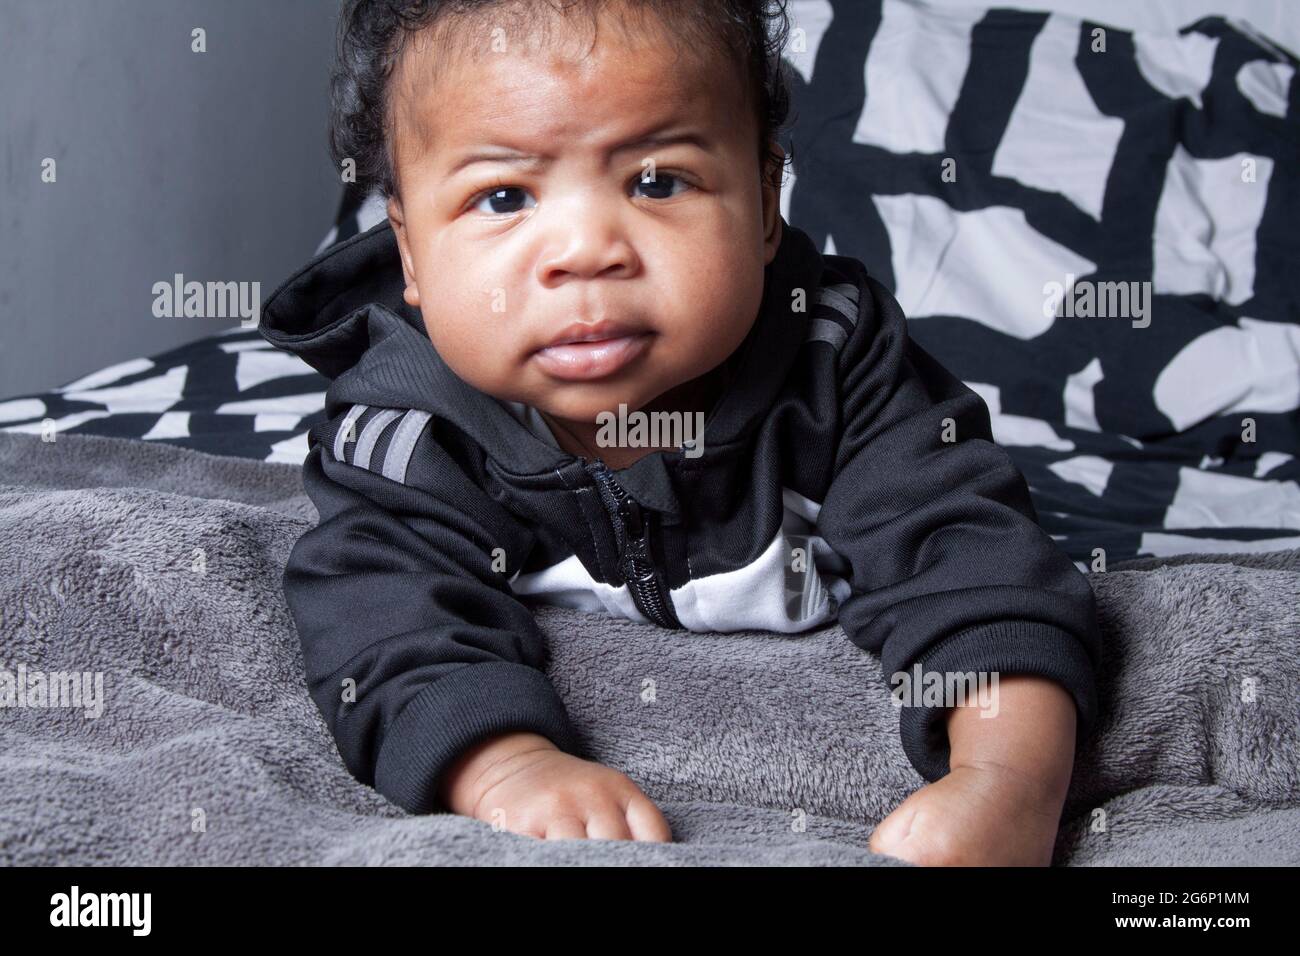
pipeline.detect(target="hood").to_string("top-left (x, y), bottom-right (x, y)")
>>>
top-left (260, 215), bottom-right (830, 483)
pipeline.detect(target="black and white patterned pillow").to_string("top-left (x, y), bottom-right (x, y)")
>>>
top-left (769, 0), bottom-right (1299, 562)
top-left (316, 183), bottom-right (390, 255)
top-left (0, 325), bottom-right (328, 464)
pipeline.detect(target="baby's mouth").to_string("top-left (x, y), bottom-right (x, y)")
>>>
top-left (532, 332), bottom-right (653, 381)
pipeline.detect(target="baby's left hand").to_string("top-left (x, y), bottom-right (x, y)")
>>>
top-left (868, 762), bottom-right (1064, 866)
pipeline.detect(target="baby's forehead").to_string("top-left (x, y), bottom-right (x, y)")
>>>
top-left (393, 10), bottom-right (749, 161)
top-left (401, 2), bottom-right (696, 85)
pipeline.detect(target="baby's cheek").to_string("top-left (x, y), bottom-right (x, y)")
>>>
top-left (694, 267), bottom-right (764, 345)
top-left (418, 305), bottom-right (499, 385)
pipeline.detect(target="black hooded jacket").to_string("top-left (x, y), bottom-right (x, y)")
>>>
top-left (259, 215), bottom-right (1102, 814)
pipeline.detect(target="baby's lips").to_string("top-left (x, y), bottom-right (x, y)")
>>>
top-left (532, 332), bottom-right (653, 381)
top-left (538, 317), bottom-right (648, 351)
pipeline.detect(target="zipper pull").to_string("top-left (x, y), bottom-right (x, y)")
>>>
top-left (619, 497), bottom-right (644, 538)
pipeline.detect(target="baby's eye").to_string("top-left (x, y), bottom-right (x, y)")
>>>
top-left (472, 185), bottom-right (535, 216)
top-left (632, 171), bottom-right (691, 201)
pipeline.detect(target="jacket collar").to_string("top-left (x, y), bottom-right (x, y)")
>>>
top-left (260, 216), bottom-right (828, 491)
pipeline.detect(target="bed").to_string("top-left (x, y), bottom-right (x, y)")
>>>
top-left (2, 0), bottom-right (1297, 865)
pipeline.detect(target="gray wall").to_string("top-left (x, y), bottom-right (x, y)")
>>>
top-left (1, 0), bottom-right (342, 396)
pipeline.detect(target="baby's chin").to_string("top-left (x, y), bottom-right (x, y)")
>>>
top-left (512, 377), bottom-right (675, 425)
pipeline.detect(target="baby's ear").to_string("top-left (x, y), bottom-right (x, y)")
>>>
top-left (761, 143), bottom-right (785, 265)
top-left (764, 213), bottom-right (783, 266)
top-left (386, 196), bottom-right (421, 308)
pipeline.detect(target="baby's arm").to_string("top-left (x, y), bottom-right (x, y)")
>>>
top-left (809, 270), bottom-right (1102, 861)
top-left (868, 674), bottom-right (1078, 865)
top-left (287, 408), bottom-right (667, 840)
top-left (946, 673), bottom-right (1077, 800)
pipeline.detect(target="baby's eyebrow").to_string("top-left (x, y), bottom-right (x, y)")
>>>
top-left (444, 131), bottom-right (712, 177)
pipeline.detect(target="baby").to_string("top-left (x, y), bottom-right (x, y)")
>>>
top-left (261, 0), bottom-right (1101, 865)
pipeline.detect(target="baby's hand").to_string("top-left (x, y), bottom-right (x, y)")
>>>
top-left (868, 763), bottom-right (1064, 866)
top-left (441, 731), bottom-right (673, 842)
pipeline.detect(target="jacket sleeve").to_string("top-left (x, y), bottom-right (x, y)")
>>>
top-left (814, 273), bottom-right (1102, 783)
top-left (283, 410), bottom-right (582, 814)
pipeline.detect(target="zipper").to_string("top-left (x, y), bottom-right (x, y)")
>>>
top-left (583, 458), bottom-right (683, 629)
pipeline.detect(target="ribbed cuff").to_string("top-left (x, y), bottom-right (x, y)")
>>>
top-left (894, 621), bottom-right (1099, 783)
top-left (374, 661), bottom-right (582, 815)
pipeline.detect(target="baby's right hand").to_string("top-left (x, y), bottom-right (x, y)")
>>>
top-left (438, 731), bottom-right (673, 842)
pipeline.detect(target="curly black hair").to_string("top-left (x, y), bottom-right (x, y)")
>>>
top-left (328, 0), bottom-right (795, 202)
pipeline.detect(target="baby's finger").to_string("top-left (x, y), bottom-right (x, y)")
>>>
top-left (625, 794), bottom-right (673, 843)
top-left (584, 803), bottom-right (634, 841)
top-left (543, 814), bottom-right (588, 840)
top-left (868, 801), bottom-right (918, 856)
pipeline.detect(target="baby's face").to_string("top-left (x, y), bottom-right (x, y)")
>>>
top-left (386, 7), bottom-right (783, 431)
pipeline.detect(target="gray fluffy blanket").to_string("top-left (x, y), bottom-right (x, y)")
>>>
top-left (1, 431), bottom-right (1297, 865)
